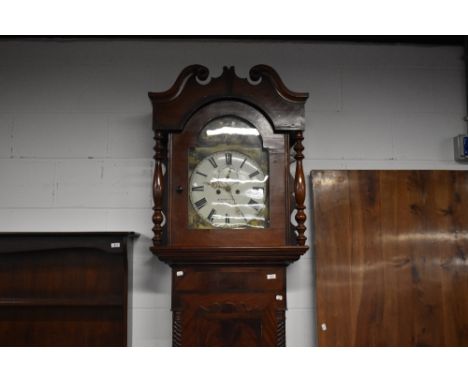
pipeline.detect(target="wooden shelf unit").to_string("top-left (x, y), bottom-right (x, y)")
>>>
top-left (0, 232), bottom-right (137, 346)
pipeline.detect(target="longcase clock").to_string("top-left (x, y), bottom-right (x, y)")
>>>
top-left (149, 65), bottom-right (308, 346)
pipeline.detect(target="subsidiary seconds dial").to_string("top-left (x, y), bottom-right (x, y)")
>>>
top-left (189, 151), bottom-right (268, 228)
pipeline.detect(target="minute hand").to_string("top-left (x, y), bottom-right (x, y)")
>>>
top-left (226, 188), bottom-right (248, 223)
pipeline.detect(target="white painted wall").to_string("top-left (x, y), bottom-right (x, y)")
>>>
top-left (0, 39), bottom-right (466, 346)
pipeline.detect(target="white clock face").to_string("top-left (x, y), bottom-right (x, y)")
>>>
top-left (189, 151), bottom-right (268, 228)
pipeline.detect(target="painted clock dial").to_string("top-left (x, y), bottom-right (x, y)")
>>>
top-left (189, 151), bottom-right (268, 229)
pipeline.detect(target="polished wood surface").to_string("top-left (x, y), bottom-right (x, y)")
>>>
top-left (152, 130), bottom-right (165, 247)
top-left (294, 130), bottom-right (307, 245)
top-left (148, 65), bottom-right (308, 346)
top-left (312, 170), bottom-right (468, 346)
top-left (149, 65), bottom-right (309, 252)
top-left (0, 232), bottom-right (136, 346)
top-left (148, 65), bottom-right (308, 135)
top-left (172, 266), bottom-right (286, 346)
top-left (153, 246), bottom-right (307, 265)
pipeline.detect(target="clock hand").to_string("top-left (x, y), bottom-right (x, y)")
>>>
top-left (205, 169), bottom-right (240, 192)
top-left (205, 180), bottom-right (229, 193)
top-left (226, 185), bottom-right (249, 223)
top-left (203, 181), bottom-right (216, 188)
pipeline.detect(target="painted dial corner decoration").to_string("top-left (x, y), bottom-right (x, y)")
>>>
top-left (189, 150), bottom-right (268, 229)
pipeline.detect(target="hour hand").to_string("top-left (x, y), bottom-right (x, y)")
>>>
top-left (204, 181), bottom-right (218, 189)
top-left (205, 181), bottom-right (224, 192)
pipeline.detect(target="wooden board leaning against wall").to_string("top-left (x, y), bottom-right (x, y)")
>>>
top-left (311, 170), bottom-right (468, 346)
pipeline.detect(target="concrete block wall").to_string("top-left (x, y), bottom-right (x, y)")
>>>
top-left (0, 39), bottom-right (466, 346)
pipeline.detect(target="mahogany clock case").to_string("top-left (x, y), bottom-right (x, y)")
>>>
top-left (148, 65), bottom-right (309, 346)
top-left (149, 64), bottom-right (309, 261)
top-left (172, 265), bottom-right (287, 346)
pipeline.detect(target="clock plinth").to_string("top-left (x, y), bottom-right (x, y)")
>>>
top-left (149, 65), bottom-right (309, 346)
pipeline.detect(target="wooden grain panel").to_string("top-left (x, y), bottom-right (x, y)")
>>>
top-left (0, 249), bottom-right (124, 299)
top-left (0, 232), bottom-right (135, 347)
top-left (380, 171), bottom-right (412, 345)
top-left (176, 293), bottom-right (282, 347)
top-left (441, 172), bottom-right (468, 345)
top-left (0, 306), bottom-right (123, 346)
top-left (313, 171), bottom-right (353, 346)
top-left (171, 264), bottom-right (287, 347)
top-left (349, 171), bottom-right (385, 345)
top-left (173, 266), bottom-right (285, 292)
top-left (312, 170), bottom-right (468, 346)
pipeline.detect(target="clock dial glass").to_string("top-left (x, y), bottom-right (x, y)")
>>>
top-left (188, 116), bottom-right (269, 229)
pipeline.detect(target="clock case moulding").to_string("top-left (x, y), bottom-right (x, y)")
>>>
top-left (148, 65), bottom-right (309, 265)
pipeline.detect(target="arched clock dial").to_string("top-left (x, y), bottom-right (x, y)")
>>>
top-left (189, 151), bottom-right (268, 228)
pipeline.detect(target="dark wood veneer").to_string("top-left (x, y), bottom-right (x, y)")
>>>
top-left (172, 266), bottom-right (286, 347)
top-left (149, 65), bottom-right (309, 252)
top-left (0, 232), bottom-right (137, 346)
top-left (149, 65), bottom-right (308, 346)
top-left (312, 170), bottom-right (468, 346)
top-left (154, 246), bottom-right (306, 265)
